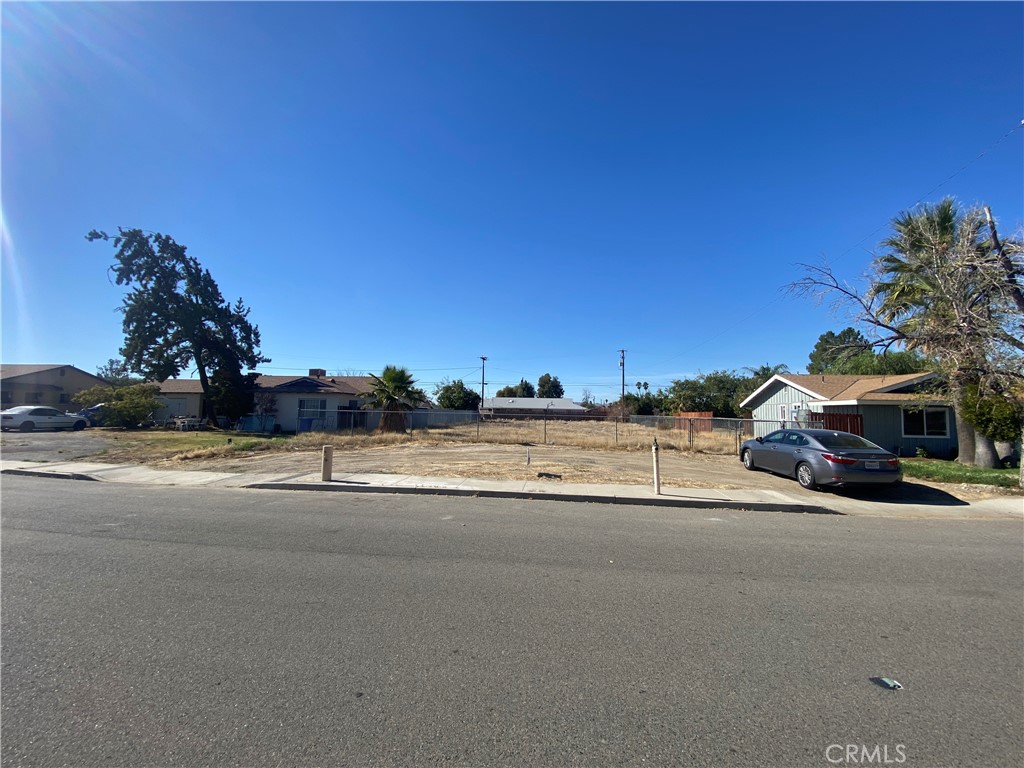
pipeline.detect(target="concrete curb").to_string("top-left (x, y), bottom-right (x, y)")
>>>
top-left (243, 480), bottom-right (841, 515)
top-left (2, 468), bottom-right (98, 482)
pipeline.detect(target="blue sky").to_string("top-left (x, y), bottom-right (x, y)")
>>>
top-left (3, 1), bottom-right (1022, 403)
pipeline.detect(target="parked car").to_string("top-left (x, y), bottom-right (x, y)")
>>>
top-left (79, 403), bottom-right (107, 427)
top-left (1, 406), bottom-right (89, 432)
top-left (739, 428), bottom-right (902, 490)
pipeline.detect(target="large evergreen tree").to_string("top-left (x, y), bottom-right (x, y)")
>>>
top-left (87, 228), bottom-right (269, 422)
top-left (536, 373), bottom-right (564, 399)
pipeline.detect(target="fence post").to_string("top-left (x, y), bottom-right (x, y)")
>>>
top-left (652, 438), bottom-right (661, 495)
top-left (321, 445), bottom-right (333, 481)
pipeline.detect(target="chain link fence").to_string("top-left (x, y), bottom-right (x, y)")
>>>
top-left (292, 409), bottom-right (787, 456)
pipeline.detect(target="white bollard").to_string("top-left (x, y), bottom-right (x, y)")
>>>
top-left (652, 438), bottom-right (661, 495)
top-left (321, 445), bottom-right (333, 482)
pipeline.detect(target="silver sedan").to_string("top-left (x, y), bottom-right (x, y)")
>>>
top-left (739, 428), bottom-right (902, 490)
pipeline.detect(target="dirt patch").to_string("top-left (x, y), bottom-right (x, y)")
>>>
top-left (3, 430), bottom-right (1015, 501)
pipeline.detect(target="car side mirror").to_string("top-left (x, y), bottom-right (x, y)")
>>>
top-left (756, 436), bottom-right (764, 443)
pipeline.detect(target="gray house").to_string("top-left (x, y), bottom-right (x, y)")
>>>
top-left (740, 373), bottom-right (957, 458)
top-left (480, 397), bottom-right (588, 418)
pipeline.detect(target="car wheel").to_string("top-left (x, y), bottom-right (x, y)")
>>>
top-left (741, 449), bottom-right (756, 471)
top-left (73, 420), bottom-right (86, 431)
top-left (796, 462), bottom-right (817, 490)
top-left (18, 422), bottom-right (34, 433)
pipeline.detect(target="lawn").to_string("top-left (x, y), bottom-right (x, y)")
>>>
top-left (900, 458), bottom-right (1022, 490)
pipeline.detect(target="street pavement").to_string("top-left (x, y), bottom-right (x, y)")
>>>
top-left (2, 476), bottom-right (1021, 767)
top-left (1, 458), bottom-right (1021, 519)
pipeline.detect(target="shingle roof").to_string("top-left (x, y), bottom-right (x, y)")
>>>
top-left (251, 375), bottom-right (372, 395)
top-left (157, 375), bottom-right (374, 396)
top-left (740, 372), bottom-right (940, 409)
top-left (779, 373), bottom-right (932, 400)
top-left (0, 364), bottom-right (104, 382)
top-left (158, 379), bottom-right (207, 394)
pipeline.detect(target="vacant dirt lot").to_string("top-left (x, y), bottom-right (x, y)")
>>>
top-left (1, 429), bottom-right (1015, 501)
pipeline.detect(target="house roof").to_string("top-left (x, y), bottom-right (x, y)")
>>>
top-left (740, 372), bottom-right (939, 408)
top-left (1, 364), bottom-right (105, 382)
top-left (251, 375), bottom-right (372, 395)
top-left (482, 397), bottom-right (588, 412)
top-left (158, 379), bottom-right (207, 394)
top-left (157, 374), bottom-right (374, 396)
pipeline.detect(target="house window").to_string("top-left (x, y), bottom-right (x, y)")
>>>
top-left (59, 393), bottom-right (71, 404)
top-left (298, 399), bottom-right (327, 419)
top-left (779, 404), bottom-right (788, 422)
top-left (26, 392), bottom-right (42, 404)
top-left (903, 408), bottom-right (948, 438)
top-left (1, 390), bottom-right (12, 403)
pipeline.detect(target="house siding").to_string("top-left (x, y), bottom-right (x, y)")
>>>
top-left (1, 366), bottom-right (107, 410)
top-left (748, 379), bottom-right (959, 458)
top-left (749, 383), bottom-right (823, 436)
top-left (858, 405), bottom-right (900, 454)
top-left (154, 395), bottom-right (203, 421)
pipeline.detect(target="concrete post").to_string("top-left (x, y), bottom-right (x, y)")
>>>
top-left (321, 445), bottom-right (333, 482)
top-left (652, 438), bottom-right (661, 495)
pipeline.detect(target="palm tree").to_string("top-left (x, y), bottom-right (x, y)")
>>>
top-left (871, 198), bottom-right (996, 466)
top-left (742, 363), bottom-right (790, 382)
top-left (361, 365), bottom-right (427, 433)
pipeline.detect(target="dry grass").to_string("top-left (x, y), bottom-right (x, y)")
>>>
top-left (90, 419), bottom-right (743, 467)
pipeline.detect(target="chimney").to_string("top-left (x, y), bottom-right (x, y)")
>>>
top-left (309, 368), bottom-right (326, 378)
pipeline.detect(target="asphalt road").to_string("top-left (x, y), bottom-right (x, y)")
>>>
top-left (2, 476), bottom-right (1021, 768)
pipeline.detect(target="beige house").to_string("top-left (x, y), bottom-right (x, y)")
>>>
top-left (156, 370), bottom-right (376, 432)
top-left (0, 365), bottom-right (107, 410)
top-left (155, 379), bottom-right (207, 421)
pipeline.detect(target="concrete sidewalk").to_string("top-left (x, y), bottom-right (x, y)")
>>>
top-left (2, 459), bottom-right (1021, 519)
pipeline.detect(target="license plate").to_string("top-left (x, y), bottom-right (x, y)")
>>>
top-left (865, 461), bottom-right (880, 470)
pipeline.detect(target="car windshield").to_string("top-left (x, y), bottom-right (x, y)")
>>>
top-left (816, 433), bottom-right (881, 450)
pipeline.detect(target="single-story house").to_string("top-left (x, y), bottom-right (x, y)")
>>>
top-left (156, 369), bottom-right (377, 432)
top-left (246, 372), bottom-right (375, 433)
top-left (156, 378), bottom-right (206, 421)
top-left (0, 364), bottom-right (108, 410)
top-left (739, 372), bottom-right (957, 458)
top-left (480, 397), bottom-right (589, 418)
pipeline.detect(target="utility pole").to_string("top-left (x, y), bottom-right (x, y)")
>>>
top-left (616, 349), bottom-right (626, 445)
top-left (618, 349), bottom-right (626, 416)
top-left (478, 356), bottom-right (487, 438)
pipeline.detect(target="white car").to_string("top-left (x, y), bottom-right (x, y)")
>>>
top-left (1, 406), bottom-right (89, 432)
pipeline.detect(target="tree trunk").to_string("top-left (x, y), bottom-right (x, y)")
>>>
top-left (972, 430), bottom-right (999, 469)
top-left (950, 384), bottom-right (976, 465)
top-left (194, 346), bottom-right (219, 425)
top-left (378, 409), bottom-right (408, 433)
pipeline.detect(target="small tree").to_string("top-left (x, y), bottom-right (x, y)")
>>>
top-left (434, 378), bottom-right (481, 410)
top-left (72, 383), bottom-right (163, 428)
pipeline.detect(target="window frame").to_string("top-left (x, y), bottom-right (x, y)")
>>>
top-left (902, 407), bottom-right (949, 438)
